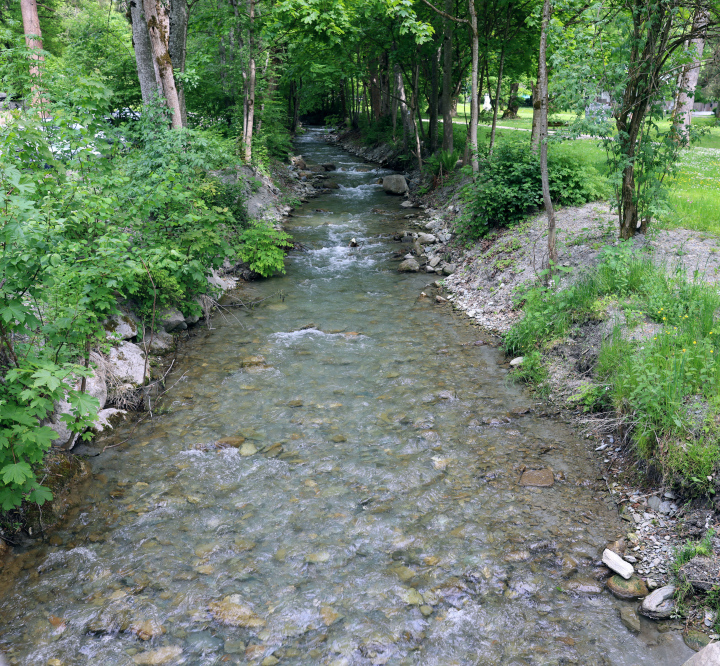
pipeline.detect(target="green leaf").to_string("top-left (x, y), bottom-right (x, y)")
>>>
top-left (1, 462), bottom-right (33, 486)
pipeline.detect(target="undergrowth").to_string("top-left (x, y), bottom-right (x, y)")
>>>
top-left (506, 242), bottom-right (720, 494)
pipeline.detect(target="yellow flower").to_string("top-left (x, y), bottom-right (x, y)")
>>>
top-left (694, 341), bottom-right (697, 344)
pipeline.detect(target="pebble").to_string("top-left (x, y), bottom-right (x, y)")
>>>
top-left (239, 443), bottom-right (258, 456)
top-left (131, 646), bottom-right (183, 665)
top-left (207, 596), bottom-right (266, 628)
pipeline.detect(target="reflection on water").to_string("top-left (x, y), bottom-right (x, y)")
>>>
top-left (0, 129), bottom-right (692, 665)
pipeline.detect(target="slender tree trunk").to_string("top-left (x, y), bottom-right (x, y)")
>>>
top-left (538, 0), bottom-right (556, 269)
top-left (395, 62), bottom-right (410, 153)
top-left (20, 0), bottom-right (44, 109)
top-left (441, 0), bottom-right (454, 152)
top-left (391, 66), bottom-right (399, 141)
top-left (468, 0), bottom-right (479, 172)
top-left (169, 0), bottom-right (188, 125)
top-left (530, 79), bottom-right (541, 150)
top-left (129, 0), bottom-right (161, 103)
top-left (488, 7), bottom-right (510, 157)
top-left (673, 9), bottom-right (709, 132)
top-left (502, 81), bottom-right (520, 119)
top-left (143, 0), bottom-right (183, 128)
top-left (411, 57), bottom-right (423, 169)
top-left (242, 0), bottom-right (256, 162)
top-left (429, 43), bottom-right (440, 152)
top-left (370, 58), bottom-right (381, 121)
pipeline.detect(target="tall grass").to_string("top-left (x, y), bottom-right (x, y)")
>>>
top-left (506, 244), bottom-right (720, 493)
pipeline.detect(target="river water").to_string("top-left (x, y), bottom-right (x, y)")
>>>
top-left (0, 129), bottom-right (693, 665)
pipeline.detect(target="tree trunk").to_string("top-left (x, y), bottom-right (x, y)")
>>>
top-left (169, 0), bottom-right (188, 125)
top-left (412, 57), bottom-right (423, 169)
top-left (538, 0), bottom-right (556, 269)
top-left (429, 43), bottom-right (440, 152)
top-left (441, 0), bottom-right (454, 152)
top-left (488, 6), bottom-right (510, 157)
top-left (467, 0), bottom-right (479, 172)
top-left (502, 81), bottom-right (520, 119)
top-left (129, 0), bottom-right (160, 104)
top-left (394, 63), bottom-right (410, 154)
top-left (673, 9), bottom-right (709, 132)
top-left (143, 0), bottom-right (183, 128)
top-left (20, 0), bottom-right (43, 104)
top-left (242, 0), bottom-right (256, 162)
top-left (370, 58), bottom-right (382, 121)
top-left (531, 78), bottom-right (541, 151)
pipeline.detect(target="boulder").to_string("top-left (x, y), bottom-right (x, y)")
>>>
top-left (92, 408), bottom-right (128, 434)
top-left (442, 263), bottom-right (456, 275)
top-left (602, 548), bottom-right (634, 580)
top-left (639, 584), bottom-right (675, 619)
top-left (48, 400), bottom-right (78, 450)
top-left (681, 642), bottom-right (720, 665)
top-left (104, 313), bottom-right (138, 340)
top-left (398, 258), bottom-right (420, 272)
top-left (416, 233), bottom-right (437, 245)
top-left (157, 308), bottom-right (187, 333)
top-left (142, 328), bottom-right (174, 354)
top-left (606, 574), bottom-right (648, 600)
top-left (382, 175), bottom-right (409, 195)
top-left (107, 341), bottom-right (150, 387)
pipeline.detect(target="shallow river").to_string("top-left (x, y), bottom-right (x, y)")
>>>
top-left (0, 130), bottom-right (693, 665)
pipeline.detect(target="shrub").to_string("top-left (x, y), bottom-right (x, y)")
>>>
top-left (457, 139), bottom-right (607, 239)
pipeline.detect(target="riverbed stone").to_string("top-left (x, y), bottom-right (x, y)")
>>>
top-left (684, 630), bottom-right (712, 652)
top-left (519, 469), bottom-right (554, 487)
top-left (681, 642), bottom-right (720, 665)
top-left (239, 442), bottom-right (258, 456)
top-left (416, 233), bottom-right (436, 244)
top-left (320, 605), bottom-right (344, 626)
top-left (382, 175), bottom-right (408, 195)
top-left (606, 575), bottom-right (648, 600)
top-left (224, 639), bottom-right (246, 654)
top-left (602, 548), bottom-right (634, 579)
top-left (619, 607), bottom-right (642, 633)
top-left (208, 596), bottom-right (266, 627)
top-left (132, 646), bottom-right (183, 665)
top-left (130, 619), bottom-right (165, 640)
top-left (442, 263), bottom-right (456, 275)
top-left (639, 585), bottom-right (675, 619)
top-left (398, 258), bottom-right (420, 272)
top-left (218, 436), bottom-right (245, 447)
top-left (242, 355), bottom-right (266, 367)
top-left (564, 579), bottom-right (603, 595)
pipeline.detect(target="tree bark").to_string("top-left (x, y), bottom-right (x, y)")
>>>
top-left (169, 0), bottom-right (189, 125)
top-left (488, 4), bottom-right (510, 157)
top-left (673, 9), bottom-right (709, 132)
top-left (467, 0), bottom-right (479, 172)
top-left (441, 0), bottom-right (454, 152)
top-left (502, 81), bottom-right (520, 119)
top-left (429, 43), bottom-right (440, 152)
top-left (129, 0), bottom-right (161, 104)
top-left (394, 62), bottom-right (411, 153)
top-left (538, 0), bottom-right (557, 269)
top-left (530, 78), bottom-right (541, 151)
top-left (242, 0), bottom-right (256, 162)
top-left (20, 0), bottom-right (43, 101)
top-left (143, 0), bottom-right (183, 128)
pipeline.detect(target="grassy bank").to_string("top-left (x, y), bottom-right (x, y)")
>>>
top-left (505, 243), bottom-right (720, 498)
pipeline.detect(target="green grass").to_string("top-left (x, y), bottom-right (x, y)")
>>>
top-left (506, 244), bottom-right (720, 494)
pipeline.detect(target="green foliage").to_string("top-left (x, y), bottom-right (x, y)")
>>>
top-left (239, 224), bottom-right (292, 277)
top-left (456, 139), bottom-right (606, 239)
top-left (510, 351), bottom-right (549, 397)
top-left (672, 528), bottom-right (715, 572)
top-left (425, 148), bottom-right (462, 179)
top-left (506, 243), bottom-right (720, 493)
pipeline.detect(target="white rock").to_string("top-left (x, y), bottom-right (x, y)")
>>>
top-left (602, 548), bottom-right (634, 580)
top-left (416, 233), bottom-right (437, 245)
top-left (509, 357), bottom-right (524, 367)
top-left (157, 307), bottom-right (187, 333)
top-left (104, 313), bottom-right (138, 340)
top-left (640, 584), bottom-right (675, 619)
top-left (107, 341), bottom-right (150, 387)
top-left (92, 408), bottom-right (128, 433)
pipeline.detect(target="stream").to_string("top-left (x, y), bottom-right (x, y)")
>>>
top-left (0, 129), bottom-right (694, 665)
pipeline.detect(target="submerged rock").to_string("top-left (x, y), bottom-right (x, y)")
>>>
top-left (619, 607), bottom-right (641, 633)
top-left (132, 646), bottom-right (183, 665)
top-left (208, 595), bottom-right (266, 628)
top-left (518, 469), bottom-right (554, 487)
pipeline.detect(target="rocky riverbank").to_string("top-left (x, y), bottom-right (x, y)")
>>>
top-left (0, 159), bottom-right (323, 552)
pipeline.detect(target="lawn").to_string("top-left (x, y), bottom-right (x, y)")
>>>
top-left (422, 115), bottom-right (720, 235)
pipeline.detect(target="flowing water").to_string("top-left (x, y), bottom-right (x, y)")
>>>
top-left (0, 129), bottom-right (693, 666)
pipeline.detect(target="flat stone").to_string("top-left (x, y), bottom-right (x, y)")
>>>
top-left (648, 495), bottom-right (662, 511)
top-left (620, 607), bottom-right (641, 633)
top-left (442, 263), bottom-right (456, 275)
top-left (606, 575), bottom-right (648, 600)
top-left (132, 646), bottom-right (183, 665)
top-left (639, 584), bottom-right (675, 619)
top-left (208, 596), bottom-right (265, 627)
top-left (564, 579), bottom-right (603, 595)
top-left (223, 639), bottom-right (246, 654)
top-left (239, 443), bottom-right (258, 456)
top-left (602, 548), bottom-right (634, 579)
top-left (287, 399), bottom-right (304, 407)
top-left (217, 436), bottom-right (245, 448)
top-left (509, 357), bottom-right (524, 367)
top-left (416, 233), bottom-right (437, 244)
top-left (331, 434), bottom-right (347, 443)
top-left (242, 355), bottom-right (266, 367)
top-left (684, 630), bottom-right (712, 652)
top-left (261, 657), bottom-right (279, 666)
top-left (519, 469), bottom-right (554, 487)
top-left (682, 642), bottom-right (720, 665)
